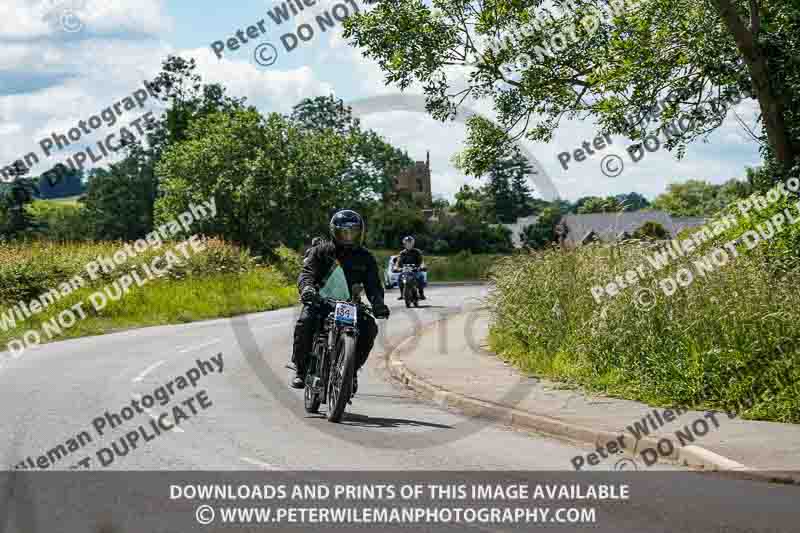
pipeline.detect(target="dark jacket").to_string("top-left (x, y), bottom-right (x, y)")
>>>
top-left (298, 242), bottom-right (385, 307)
top-left (394, 248), bottom-right (424, 268)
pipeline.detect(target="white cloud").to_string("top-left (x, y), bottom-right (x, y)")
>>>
top-left (186, 47), bottom-right (333, 113)
top-left (0, 0), bottom-right (171, 41)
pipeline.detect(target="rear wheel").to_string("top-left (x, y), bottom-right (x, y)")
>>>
top-left (327, 335), bottom-right (357, 423)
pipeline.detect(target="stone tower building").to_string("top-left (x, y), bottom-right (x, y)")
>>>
top-left (390, 151), bottom-right (432, 206)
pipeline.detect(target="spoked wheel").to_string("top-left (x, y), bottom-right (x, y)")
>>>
top-left (326, 335), bottom-right (357, 423)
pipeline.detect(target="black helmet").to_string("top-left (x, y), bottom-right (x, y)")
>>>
top-left (403, 235), bottom-right (415, 245)
top-left (329, 210), bottom-right (365, 248)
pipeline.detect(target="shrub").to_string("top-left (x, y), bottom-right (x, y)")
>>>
top-left (632, 220), bottom-right (668, 240)
top-left (272, 244), bottom-right (304, 285)
top-left (26, 200), bottom-right (92, 242)
top-left (520, 206), bottom-right (561, 248)
top-left (0, 238), bottom-right (259, 308)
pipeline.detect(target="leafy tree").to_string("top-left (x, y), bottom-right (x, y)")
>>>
top-left (147, 56), bottom-right (247, 158)
top-left (484, 158), bottom-right (516, 223)
top-left (652, 179), bottom-right (723, 216)
top-left (81, 153), bottom-right (157, 240)
top-left (453, 184), bottom-right (487, 218)
top-left (615, 192), bottom-right (650, 211)
top-left (510, 151), bottom-right (536, 218)
top-left (0, 162), bottom-right (40, 239)
top-left (79, 56), bottom-right (249, 241)
top-left (454, 143), bottom-right (536, 222)
top-left (156, 108), bottom-right (356, 253)
top-left (431, 196), bottom-right (450, 209)
top-left (521, 206), bottom-right (563, 249)
top-left (576, 196), bottom-right (623, 214)
top-left (368, 199), bottom-right (428, 249)
top-left (290, 94), bottom-right (360, 135)
top-left (290, 95), bottom-right (413, 199)
top-left (344, 0), bottom-right (800, 178)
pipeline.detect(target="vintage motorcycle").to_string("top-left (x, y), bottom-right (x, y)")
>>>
top-left (303, 282), bottom-right (380, 422)
top-left (399, 265), bottom-right (422, 308)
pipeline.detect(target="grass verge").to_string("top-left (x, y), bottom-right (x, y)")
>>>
top-left (0, 240), bottom-right (297, 353)
top-left (488, 244), bottom-right (800, 424)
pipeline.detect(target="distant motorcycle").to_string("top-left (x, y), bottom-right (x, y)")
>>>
top-left (399, 265), bottom-right (422, 308)
top-left (303, 283), bottom-right (383, 422)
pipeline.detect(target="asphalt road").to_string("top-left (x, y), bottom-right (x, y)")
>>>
top-left (0, 286), bottom-right (603, 471)
top-left (0, 285), bottom-right (797, 532)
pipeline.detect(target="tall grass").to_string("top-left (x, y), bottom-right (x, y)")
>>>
top-left (0, 239), bottom-right (296, 350)
top-left (488, 243), bottom-right (800, 423)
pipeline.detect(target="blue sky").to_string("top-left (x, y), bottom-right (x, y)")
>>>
top-left (0, 0), bottom-right (763, 202)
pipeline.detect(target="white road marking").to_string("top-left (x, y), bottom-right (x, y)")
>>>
top-left (131, 393), bottom-right (185, 433)
top-left (241, 457), bottom-right (282, 470)
top-left (132, 360), bottom-right (165, 383)
top-left (177, 339), bottom-right (220, 354)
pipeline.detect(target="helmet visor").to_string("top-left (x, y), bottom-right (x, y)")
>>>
top-left (333, 226), bottom-right (362, 246)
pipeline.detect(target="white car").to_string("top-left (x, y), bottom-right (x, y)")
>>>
top-left (383, 255), bottom-right (428, 289)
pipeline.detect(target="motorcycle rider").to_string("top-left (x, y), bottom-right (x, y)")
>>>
top-left (392, 235), bottom-right (426, 300)
top-left (289, 210), bottom-right (390, 389)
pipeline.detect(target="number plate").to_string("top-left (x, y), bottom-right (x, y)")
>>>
top-left (334, 302), bottom-right (357, 325)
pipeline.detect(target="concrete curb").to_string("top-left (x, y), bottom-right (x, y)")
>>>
top-left (385, 311), bottom-right (800, 485)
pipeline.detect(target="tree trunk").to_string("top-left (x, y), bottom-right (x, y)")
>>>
top-left (711, 0), bottom-right (797, 172)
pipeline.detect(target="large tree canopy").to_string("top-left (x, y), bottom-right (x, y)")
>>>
top-left (344, 0), bottom-right (800, 177)
top-left (289, 95), bottom-right (414, 199)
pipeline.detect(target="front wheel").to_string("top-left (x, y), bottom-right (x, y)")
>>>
top-left (404, 284), bottom-right (415, 308)
top-left (327, 334), bottom-right (357, 423)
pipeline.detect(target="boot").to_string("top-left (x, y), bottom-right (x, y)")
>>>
top-left (419, 288), bottom-right (426, 300)
top-left (290, 371), bottom-right (305, 389)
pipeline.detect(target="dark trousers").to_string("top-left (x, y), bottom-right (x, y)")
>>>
top-left (291, 303), bottom-right (378, 374)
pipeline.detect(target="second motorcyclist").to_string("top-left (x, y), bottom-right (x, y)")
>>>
top-left (392, 235), bottom-right (426, 300)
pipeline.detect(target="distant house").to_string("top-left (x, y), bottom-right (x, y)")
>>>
top-left (560, 211), bottom-right (707, 246)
